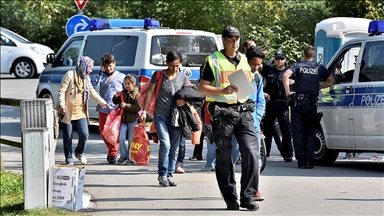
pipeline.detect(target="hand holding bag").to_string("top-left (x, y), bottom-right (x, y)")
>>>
top-left (101, 94), bottom-right (124, 144)
top-left (129, 124), bottom-right (150, 166)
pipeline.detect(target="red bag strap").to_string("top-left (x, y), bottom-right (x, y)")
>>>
top-left (154, 70), bottom-right (163, 98)
top-left (119, 92), bottom-right (125, 115)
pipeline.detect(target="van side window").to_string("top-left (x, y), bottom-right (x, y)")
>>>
top-left (359, 41), bottom-right (384, 82)
top-left (54, 37), bottom-right (83, 67)
top-left (330, 43), bottom-right (361, 83)
top-left (83, 35), bottom-right (138, 66)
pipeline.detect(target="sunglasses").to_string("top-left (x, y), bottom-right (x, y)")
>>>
top-left (275, 57), bottom-right (285, 61)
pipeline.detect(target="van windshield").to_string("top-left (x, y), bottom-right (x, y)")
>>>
top-left (150, 35), bottom-right (218, 67)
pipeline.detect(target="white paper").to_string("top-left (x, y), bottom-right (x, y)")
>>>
top-left (228, 69), bottom-right (256, 99)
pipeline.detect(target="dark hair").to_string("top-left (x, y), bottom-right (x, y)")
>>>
top-left (303, 45), bottom-right (315, 58)
top-left (101, 53), bottom-right (115, 65)
top-left (241, 39), bottom-right (255, 53)
top-left (166, 51), bottom-right (183, 63)
top-left (124, 74), bottom-right (136, 84)
top-left (246, 46), bottom-right (265, 60)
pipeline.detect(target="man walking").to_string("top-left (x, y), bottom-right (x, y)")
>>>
top-left (199, 26), bottom-right (259, 211)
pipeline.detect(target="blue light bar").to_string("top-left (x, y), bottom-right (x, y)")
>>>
top-left (89, 18), bottom-right (160, 30)
top-left (368, 20), bottom-right (384, 35)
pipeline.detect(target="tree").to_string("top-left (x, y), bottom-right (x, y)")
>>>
top-left (326, 0), bottom-right (384, 20)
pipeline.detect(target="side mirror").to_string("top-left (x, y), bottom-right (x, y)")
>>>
top-left (46, 53), bottom-right (55, 64)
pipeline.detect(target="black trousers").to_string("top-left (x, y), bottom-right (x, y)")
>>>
top-left (263, 101), bottom-right (293, 158)
top-left (211, 111), bottom-right (259, 203)
top-left (291, 102), bottom-right (317, 166)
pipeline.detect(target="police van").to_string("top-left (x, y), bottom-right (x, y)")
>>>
top-left (36, 18), bottom-right (221, 122)
top-left (315, 20), bottom-right (384, 165)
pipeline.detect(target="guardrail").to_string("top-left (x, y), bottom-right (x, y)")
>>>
top-left (0, 97), bottom-right (23, 148)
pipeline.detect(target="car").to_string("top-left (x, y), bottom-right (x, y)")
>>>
top-left (315, 20), bottom-right (384, 165)
top-left (0, 27), bottom-right (54, 78)
top-left (36, 18), bottom-right (221, 123)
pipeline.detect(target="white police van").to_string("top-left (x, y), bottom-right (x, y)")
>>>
top-left (315, 20), bottom-right (384, 165)
top-left (36, 18), bottom-right (221, 122)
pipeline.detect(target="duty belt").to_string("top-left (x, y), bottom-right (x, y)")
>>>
top-left (210, 102), bottom-right (253, 112)
top-left (270, 98), bottom-right (287, 103)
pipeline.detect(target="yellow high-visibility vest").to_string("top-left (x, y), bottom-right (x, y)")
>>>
top-left (205, 51), bottom-right (252, 104)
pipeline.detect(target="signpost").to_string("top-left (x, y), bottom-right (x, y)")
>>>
top-left (74, 0), bottom-right (88, 11)
top-left (65, 14), bottom-right (90, 37)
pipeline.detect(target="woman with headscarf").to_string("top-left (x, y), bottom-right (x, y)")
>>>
top-left (58, 56), bottom-right (108, 165)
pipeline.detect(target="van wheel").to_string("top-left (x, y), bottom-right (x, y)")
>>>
top-left (13, 58), bottom-right (36, 78)
top-left (314, 129), bottom-right (339, 166)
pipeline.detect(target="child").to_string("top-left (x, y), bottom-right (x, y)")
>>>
top-left (112, 74), bottom-right (142, 165)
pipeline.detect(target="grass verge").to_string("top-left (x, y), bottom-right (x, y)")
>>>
top-left (0, 171), bottom-right (79, 215)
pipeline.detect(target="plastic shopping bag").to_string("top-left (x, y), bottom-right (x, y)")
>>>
top-left (129, 124), bottom-right (151, 166)
top-left (101, 108), bottom-right (121, 144)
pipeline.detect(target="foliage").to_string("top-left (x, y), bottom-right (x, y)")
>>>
top-left (0, 171), bottom-right (76, 215)
top-left (1, 0), bottom-right (380, 63)
top-left (326, 0), bottom-right (384, 20)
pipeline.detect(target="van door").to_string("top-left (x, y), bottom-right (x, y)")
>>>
top-left (320, 43), bottom-right (362, 149)
top-left (352, 40), bottom-right (384, 151)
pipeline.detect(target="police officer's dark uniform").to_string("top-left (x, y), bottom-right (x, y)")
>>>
top-left (260, 51), bottom-right (293, 161)
top-left (284, 47), bottom-right (332, 169)
top-left (200, 26), bottom-right (259, 211)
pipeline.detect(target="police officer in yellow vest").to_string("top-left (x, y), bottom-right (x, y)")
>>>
top-left (199, 26), bottom-right (259, 211)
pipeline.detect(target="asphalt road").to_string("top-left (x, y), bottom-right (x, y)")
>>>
top-left (1, 74), bottom-right (383, 215)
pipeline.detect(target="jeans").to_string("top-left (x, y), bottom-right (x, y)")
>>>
top-left (232, 121), bottom-right (262, 167)
top-left (61, 118), bottom-right (89, 164)
top-left (177, 136), bottom-right (186, 164)
top-left (205, 137), bottom-right (216, 168)
top-left (154, 115), bottom-right (181, 177)
top-left (119, 121), bottom-right (137, 160)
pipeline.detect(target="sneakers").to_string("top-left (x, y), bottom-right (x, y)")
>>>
top-left (167, 176), bottom-right (177, 187)
top-left (117, 157), bottom-right (128, 164)
top-left (175, 163), bottom-right (185, 174)
top-left (240, 199), bottom-right (259, 211)
top-left (201, 166), bottom-right (215, 172)
top-left (254, 191), bottom-right (265, 201)
top-left (75, 154), bottom-right (87, 165)
top-left (158, 176), bottom-right (169, 187)
top-left (188, 156), bottom-right (202, 161)
top-left (126, 160), bottom-right (136, 166)
top-left (109, 156), bottom-right (117, 164)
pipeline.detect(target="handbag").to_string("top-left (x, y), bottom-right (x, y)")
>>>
top-left (101, 94), bottom-right (124, 144)
top-left (129, 124), bottom-right (150, 166)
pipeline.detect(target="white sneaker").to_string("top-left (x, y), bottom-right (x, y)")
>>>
top-left (75, 154), bottom-right (88, 165)
top-left (201, 166), bottom-right (215, 172)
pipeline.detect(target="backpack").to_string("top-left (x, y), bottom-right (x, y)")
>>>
top-left (138, 70), bottom-right (163, 116)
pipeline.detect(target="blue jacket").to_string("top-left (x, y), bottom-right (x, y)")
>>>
top-left (251, 73), bottom-right (265, 128)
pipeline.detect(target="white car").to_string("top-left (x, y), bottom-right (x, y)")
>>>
top-left (0, 27), bottom-right (54, 78)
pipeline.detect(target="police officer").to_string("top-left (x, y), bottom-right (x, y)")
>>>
top-left (260, 51), bottom-right (294, 161)
top-left (199, 26), bottom-right (259, 211)
top-left (283, 45), bottom-right (336, 169)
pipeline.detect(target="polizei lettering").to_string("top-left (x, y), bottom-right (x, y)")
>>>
top-left (300, 67), bottom-right (318, 75)
top-left (361, 94), bottom-right (384, 106)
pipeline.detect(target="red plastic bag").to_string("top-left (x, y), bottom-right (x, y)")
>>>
top-left (130, 124), bottom-right (151, 166)
top-left (138, 70), bottom-right (163, 116)
top-left (101, 108), bottom-right (122, 144)
top-left (101, 94), bottom-right (124, 144)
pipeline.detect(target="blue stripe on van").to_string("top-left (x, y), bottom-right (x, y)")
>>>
top-left (318, 84), bottom-right (384, 107)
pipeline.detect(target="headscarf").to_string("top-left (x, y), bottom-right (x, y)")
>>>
top-left (75, 56), bottom-right (94, 104)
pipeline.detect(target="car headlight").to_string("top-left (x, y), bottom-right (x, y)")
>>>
top-left (30, 46), bottom-right (46, 55)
